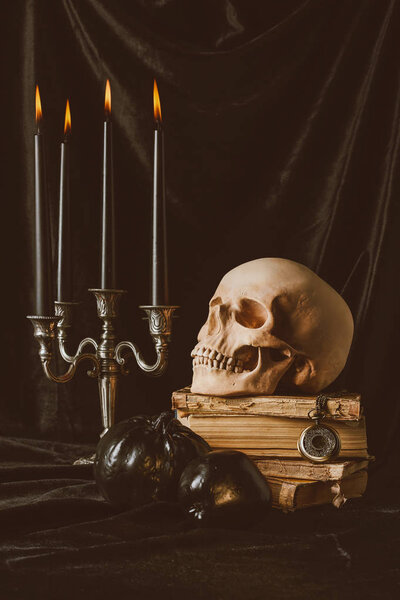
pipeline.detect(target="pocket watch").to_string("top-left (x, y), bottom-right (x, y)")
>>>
top-left (297, 395), bottom-right (341, 463)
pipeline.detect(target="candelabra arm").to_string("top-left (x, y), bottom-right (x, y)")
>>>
top-left (54, 301), bottom-right (98, 363)
top-left (115, 305), bottom-right (178, 377)
top-left (58, 337), bottom-right (99, 364)
top-left (114, 340), bottom-right (167, 376)
top-left (27, 314), bottom-right (100, 384)
top-left (42, 352), bottom-right (100, 384)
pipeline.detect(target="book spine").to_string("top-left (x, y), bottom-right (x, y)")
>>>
top-left (253, 459), bottom-right (344, 481)
top-left (276, 481), bottom-right (298, 511)
top-left (267, 470), bottom-right (368, 511)
top-left (172, 391), bottom-right (361, 420)
top-left (252, 458), bottom-right (371, 481)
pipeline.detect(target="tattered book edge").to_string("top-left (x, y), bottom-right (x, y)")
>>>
top-left (172, 387), bottom-right (362, 421)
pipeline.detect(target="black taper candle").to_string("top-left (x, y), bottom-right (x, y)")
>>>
top-left (151, 80), bottom-right (168, 305)
top-left (56, 100), bottom-right (72, 301)
top-left (34, 85), bottom-right (53, 315)
top-left (100, 80), bottom-right (116, 289)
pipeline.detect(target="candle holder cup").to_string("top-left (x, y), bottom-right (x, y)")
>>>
top-left (27, 292), bottom-right (178, 464)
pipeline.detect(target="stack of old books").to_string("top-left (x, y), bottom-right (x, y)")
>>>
top-left (172, 388), bottom-right (370, 512)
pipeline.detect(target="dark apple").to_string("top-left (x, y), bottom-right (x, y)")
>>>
top-left (178, 450), bottom-right (272, 527)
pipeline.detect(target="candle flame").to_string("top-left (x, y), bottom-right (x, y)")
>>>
top-left (153, 79), bottom-right (162, 122)
top-left (64, 99), bottom-right (71, 135)
top-left (35, 85), bottom-right (42, 123)
top-left (104, 79), bottom-right (111, 116)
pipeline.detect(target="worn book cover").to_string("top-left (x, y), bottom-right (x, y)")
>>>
top-left (177, 413), bottom-right (368, 458)
top-left (267, 469), bottom-right (368, 511)
top-left (251, 457), bottom-right (371, 481)
top-left (172, 388), bottom-right (362, 420)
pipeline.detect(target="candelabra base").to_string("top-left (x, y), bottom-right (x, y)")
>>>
top-left (73, 453), bottom-right (96, 466)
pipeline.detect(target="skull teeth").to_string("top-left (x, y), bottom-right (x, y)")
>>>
top-left (191, 345), bottom-right (247, 373)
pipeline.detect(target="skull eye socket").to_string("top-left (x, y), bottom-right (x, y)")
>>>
top-left (235, 298), bottom-right (269, 329)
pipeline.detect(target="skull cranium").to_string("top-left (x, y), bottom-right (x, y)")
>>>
top-left (191, 258), bottom-right (354, 397)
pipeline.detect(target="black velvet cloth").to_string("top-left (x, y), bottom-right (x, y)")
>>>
top-left (1, 0), bottom-right (399, 456)
top-left (0, 437), bottom-right (399, 599)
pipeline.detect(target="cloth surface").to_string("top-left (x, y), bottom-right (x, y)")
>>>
top-left (1, 0), bottom-right (400, 460)
top-left (0, 436), bottom-right (399, 599)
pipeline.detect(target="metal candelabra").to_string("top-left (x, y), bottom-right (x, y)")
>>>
top-left (27, 289), bottom-right (178, 463)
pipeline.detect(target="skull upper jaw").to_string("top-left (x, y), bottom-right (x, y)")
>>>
top-left (191, 347), bottom-right (296, 397)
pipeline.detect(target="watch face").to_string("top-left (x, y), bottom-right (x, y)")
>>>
top-left (297, 423), bottom-right (341, 463)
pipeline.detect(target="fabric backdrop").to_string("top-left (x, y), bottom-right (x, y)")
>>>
top-left (1, 0), bottom-right (400, 462)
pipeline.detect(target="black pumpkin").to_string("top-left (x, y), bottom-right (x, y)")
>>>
top-left (94, 411), bottom-right (210, 509)
top-left (178, 450), bottom-right (272, 527)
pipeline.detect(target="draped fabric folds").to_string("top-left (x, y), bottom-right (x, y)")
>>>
top-left (1, 1), bottom-right (399, 458)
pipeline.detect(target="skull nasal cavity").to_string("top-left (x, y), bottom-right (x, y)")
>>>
top-left (235, 298), bottom-right (269, 329)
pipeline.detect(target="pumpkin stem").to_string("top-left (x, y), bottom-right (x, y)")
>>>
top-left (152, 410), bottom-right (175, 433)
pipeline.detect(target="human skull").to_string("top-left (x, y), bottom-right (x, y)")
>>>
top-left (191, 258), bottom-right (354, 397)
